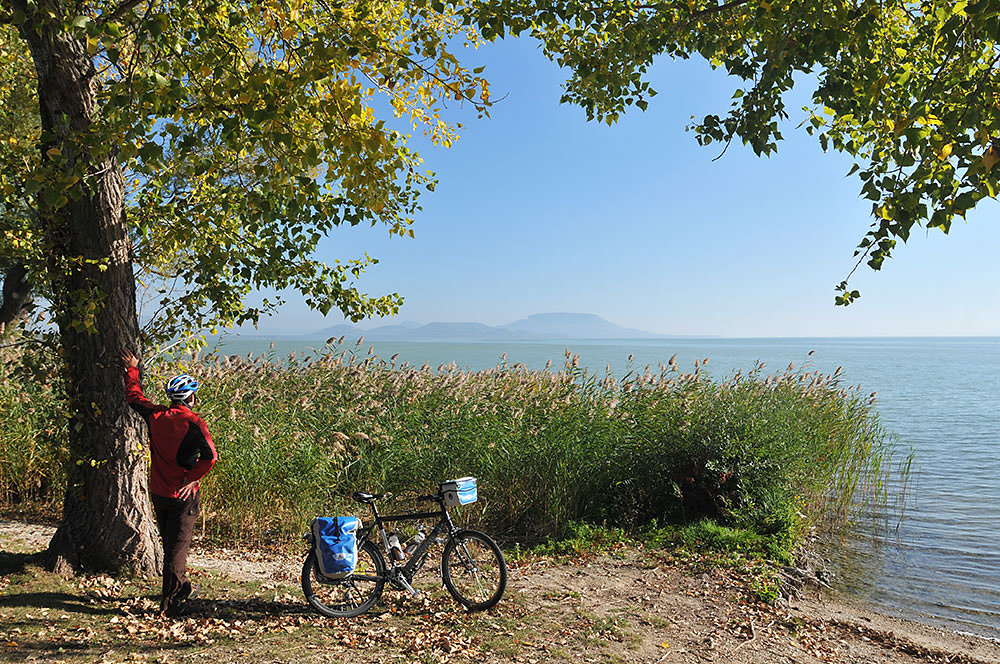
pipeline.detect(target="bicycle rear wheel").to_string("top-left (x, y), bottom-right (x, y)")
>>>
top-left (302, 540), bottom-right (385, 618)
top-left (441, 529), bottom-right (507, 611)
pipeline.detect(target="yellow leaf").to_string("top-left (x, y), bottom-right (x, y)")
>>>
top-left (939, 143), bottom-right (953, 159)
top-left (46, 147), bottom-right (61, 158)
top-left (983, 148), bottom-right (1000, 172)
top-left (660, 642), bottom-right (670, 648)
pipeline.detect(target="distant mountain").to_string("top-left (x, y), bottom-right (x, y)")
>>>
top-left (357, 320), bottom-right (421, 331)
top-left (314, 321), bottom-right (532, 341)
top-left (312, 322), bottom-right (428, 340)
top-left (500, 313), bottom-right (666, 339)
top-left (306, 312), bottom-right (670, 341)
top-left (311, 323), bottom-right (360, 339)
top-left (405, 322), bottom-right (531, 340)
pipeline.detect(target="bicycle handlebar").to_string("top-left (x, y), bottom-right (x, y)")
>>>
top-left (416, 493), bottom-right (441, 502)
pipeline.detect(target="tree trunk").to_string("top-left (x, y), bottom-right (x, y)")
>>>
top-left (19, 14), bottom-right (162, 576)
top-left (0, 263), bottom-right (31, 330)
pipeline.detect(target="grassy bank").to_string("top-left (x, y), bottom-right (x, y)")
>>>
top-left (0, 342), bottom-right (898, 559)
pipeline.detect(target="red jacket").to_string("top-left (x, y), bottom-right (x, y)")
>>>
top-left (125, 367), bottom-right (217, 499)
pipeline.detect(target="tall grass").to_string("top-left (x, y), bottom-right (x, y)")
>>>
top-left (1, 342), bottom-right (899, 553)
top-left (0, 337), bottom-right (67, 510)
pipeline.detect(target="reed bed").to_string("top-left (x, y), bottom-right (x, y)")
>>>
top-left (0, 337), bottom-right (67, 509)
top-left (0, 341), bottom-right (898, 555)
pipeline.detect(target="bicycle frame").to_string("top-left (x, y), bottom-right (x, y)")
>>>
top-left (357, 498), bottom-right (461, 592)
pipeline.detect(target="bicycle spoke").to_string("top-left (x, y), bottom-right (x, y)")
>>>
top-left (302, 541), bottom-right (385, 618)
top-left (442, 531), bottom-right (506, 610)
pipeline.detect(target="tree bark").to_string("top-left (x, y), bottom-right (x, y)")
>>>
top-left (0, 263), bottom-right (31, 330)
top-left (18, 11), bottom-right (162, 576)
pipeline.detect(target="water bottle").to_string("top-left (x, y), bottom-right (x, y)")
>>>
top-left (388, 533), bottom-right (406, 561)
top-left (403, 530), bottom-right (426, 556)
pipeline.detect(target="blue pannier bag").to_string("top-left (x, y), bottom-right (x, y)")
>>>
top-left (311, 516), bottom-right (361, 578)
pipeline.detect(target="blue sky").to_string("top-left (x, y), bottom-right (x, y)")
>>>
top-left (253, 37), bottom-right (1000, 338)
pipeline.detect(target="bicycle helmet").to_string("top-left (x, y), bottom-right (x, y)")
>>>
top-left (165, 374), bottom-right (199, 401)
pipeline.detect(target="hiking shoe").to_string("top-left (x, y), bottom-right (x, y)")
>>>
top-left (163, 602), bottom-right (194, 618)
top-left (162, 583), bottom-right (199, 617)
top-left (176, 582), bottom-right (198, 603)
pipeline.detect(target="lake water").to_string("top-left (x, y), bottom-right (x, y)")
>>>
top-left (206, 335), bottom-right (1000, 639)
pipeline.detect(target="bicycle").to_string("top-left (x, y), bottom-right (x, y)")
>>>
top-left (301, 479), bottom-right (508, 618)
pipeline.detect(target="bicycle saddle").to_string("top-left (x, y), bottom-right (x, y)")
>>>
top-left (353, 491), bottom-right (388, 503)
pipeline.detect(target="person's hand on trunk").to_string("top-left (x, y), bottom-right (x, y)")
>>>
top-left (121, 350), bottom-right (139, 369)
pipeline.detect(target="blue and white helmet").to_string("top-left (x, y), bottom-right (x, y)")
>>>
top-left (165, 374), bottom-right (199, 401)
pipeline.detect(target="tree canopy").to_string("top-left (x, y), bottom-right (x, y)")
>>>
top-left (0, 0), bottom-right (489, 346)
top-left (4, 0), bottom-right (998, 336)
top-left (464, 0), bottom-right (1000, 303)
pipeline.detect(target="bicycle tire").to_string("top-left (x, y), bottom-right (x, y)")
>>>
top-left (441, 529), bottom-right (507, 611)
top-left (302, 540), bottom-right (386, 618)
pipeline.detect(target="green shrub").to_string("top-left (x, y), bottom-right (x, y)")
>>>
top-left (644, 519), bottom-right (793, 564)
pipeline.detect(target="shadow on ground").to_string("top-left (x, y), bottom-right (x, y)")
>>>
top-left (0, 590), bottom-right (116, 616)
top-left (169, 597), bottom-right (314, 620)
top-left (0, 550), bottom-right (37, 576)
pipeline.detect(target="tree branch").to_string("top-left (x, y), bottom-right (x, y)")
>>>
top-left (632, 0), bottom-right (754, 18)
top-left (101, 0), bottom-right (146, 25)
top-left (691, 0), bottom-right (754, 19)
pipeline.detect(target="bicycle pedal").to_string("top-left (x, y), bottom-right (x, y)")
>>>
top-left (397, 576), bottom-right (419, 596)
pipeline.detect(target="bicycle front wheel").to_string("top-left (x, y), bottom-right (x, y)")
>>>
top-left (441, 529), bottom-right (507, 611)
top-left (302, 540), bottom-right (386, 618)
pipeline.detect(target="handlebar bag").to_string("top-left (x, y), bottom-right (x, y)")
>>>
top-left (311, 516), bottom-right (361, 578)
top-left (441, 477), bottom-right (477, 507)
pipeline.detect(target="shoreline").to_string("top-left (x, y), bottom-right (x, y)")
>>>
top-left (791, 592), bottom-right (1000, 663)
top-left (800, 537), bottom-right (1000, 648)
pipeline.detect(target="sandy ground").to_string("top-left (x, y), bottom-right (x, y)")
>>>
top-left (2, 519), bottom-right (998, 664)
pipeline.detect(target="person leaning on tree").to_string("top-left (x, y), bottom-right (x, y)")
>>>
top-left (121, 350), bottom-right (218, 617)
